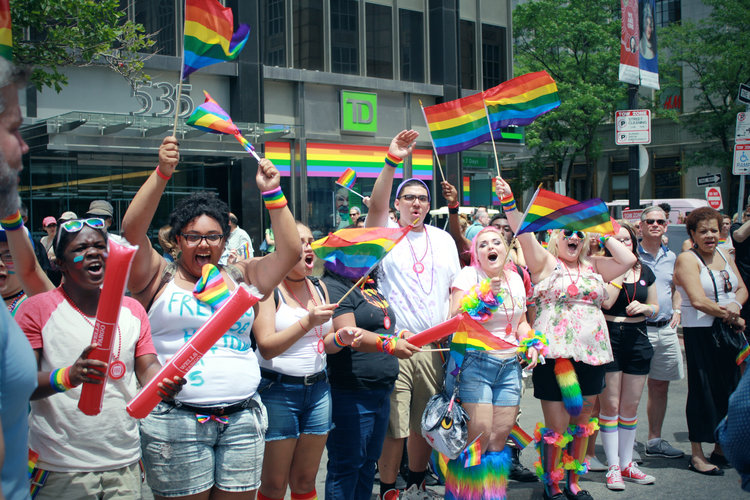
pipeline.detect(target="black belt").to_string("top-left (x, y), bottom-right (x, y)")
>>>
top-left (167, 395), bottom-right (258, 416)
top-left (646, 320), bottom-right (670, 328)
top-left (261, 368), bottom-right (326, 386)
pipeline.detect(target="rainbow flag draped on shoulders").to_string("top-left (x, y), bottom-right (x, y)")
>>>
top-left (0, 0), bottom-right (12, 61)
top-left (450, 312), bottom-right (516, 368)
top-left (516, 187), bottom-right (613, 236)
top-left (483, 71), bottom-right (561, 131)
top-left (421, 93), bottom-right (492, 155)
top-left (311, 225), bottom-right (413, 280)
top-left (183, 0), bottom-right (250, 78)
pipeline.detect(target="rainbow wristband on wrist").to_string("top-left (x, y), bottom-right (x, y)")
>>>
top-left (598, 235), bottom-right (610, 249)
top-left (262, 187), bottom-right (288, 210)
top-left (333, 330), bottom-right (347, 348)
top-left (518, 330), bottom-right (549, 364)
top-left (384, 152), bottom-right (403, 168)
top-left (49, 367), bottom-right (74, 392)
top-left (0, 210), bottom-right (23, 230)
top-left (500, 195), bottom-right (517, 212)
top-left (376, 335), bottom-right (397, 355)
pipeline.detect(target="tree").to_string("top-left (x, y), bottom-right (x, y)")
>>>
top-left (658, 0), bottom-right (749, 177)
top-left (512, 0), bottom-right (626, 198)
top-left (10, 0), bottom-right (154, 92)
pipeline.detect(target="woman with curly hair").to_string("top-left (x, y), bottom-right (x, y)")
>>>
top-left (121, 136), bottom-right (300, 499)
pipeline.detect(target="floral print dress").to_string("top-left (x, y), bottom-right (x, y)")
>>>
top-left (533, 261), bottom-right (613, 365)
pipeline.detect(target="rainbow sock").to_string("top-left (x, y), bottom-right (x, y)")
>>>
top-left (599, 414), bottom-right (619, 467)
top-left (534, 423), bottom-right (571, 497)
top-left (554, 359), bottom-right (582, 416)
top-left (564, 418), bottom-right (599, 494)
top-left (618, 416), bottom-right (638, 467)
top-left (291, 490), bottom-right (317, 500)
top-left (483, 447), bottom-right (511, 500)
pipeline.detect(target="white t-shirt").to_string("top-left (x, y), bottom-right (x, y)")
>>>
top-left (452, 265), bottom-right (526, 354)
top-left (16, 288), bottom-right (155, 472)
top-left (379, 221), bottom-right (461, 333)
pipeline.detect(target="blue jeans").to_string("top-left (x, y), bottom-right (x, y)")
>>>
top-left (325, 387), bottom-right (393, 500)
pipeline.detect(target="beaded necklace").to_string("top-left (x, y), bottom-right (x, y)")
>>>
top-left (60, 287), bottom-right (125, 380)
top-left (561, 260), bottom-right (581, 296)
top-left (4, 289), bottom-right (25, 314)
top-left (283, 278), bottom-right (326, 354)
top-left (360, 277), bottom-right (392, 330)
top-left (406, 229), bottom-right (434, 295)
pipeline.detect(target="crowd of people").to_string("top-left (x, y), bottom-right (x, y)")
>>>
top-left (2, 53), bottom-right (750, 500)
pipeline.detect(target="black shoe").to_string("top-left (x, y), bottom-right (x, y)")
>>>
top-left (424, 469), bottom-right (440, 486)
top-left (509, 447), bottom-right (539, 482)
top-left (709, 452), bottom-right (731, 468)
top-left (543, 491), bottom-right (566, 500)
top-left (563, 487), bottom-right (594, 500)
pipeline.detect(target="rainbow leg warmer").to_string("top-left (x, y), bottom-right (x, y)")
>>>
top-left (554, 358), bottom-right (582, 417)
top-left (534, 423), bottom-right (572, 497)
top-left (444, 452), bottom-right (485, 500)
top-left (483, 447), bottom-right (511, 500)
top-left (563, 418), bottom-right (599, 494)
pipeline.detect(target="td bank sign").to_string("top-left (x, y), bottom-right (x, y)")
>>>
top-left (341, 90), bottom-right (377, 134)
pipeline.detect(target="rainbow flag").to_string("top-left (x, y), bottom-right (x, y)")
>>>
top-left (462, 176), bottom-right (470, 205)
top-left (238, 241), bottom-right (252, 260)
top-left (183, 0), bottom-right (250, 78)
top-left (312, 225), bottom-right (413, 280)
top-left (516, 187), bottom-right (613, 236)
top-left (450, 313), bottom-right (516, 368)
top-left (508, 424), bottom-right (533, 449)
top-left (186, 91), bottom-right (256, 155)
top-left (422, 93), bottom-right (492, 155)
top-left (193, 264), bottom-right (230, 309)
top-left (737, 341), bottom-right (750, 365)
top-left (463, 437), bottom-right (482, 467)
top-left (335, 168), bottom-right (357, 190)
top-left (0, 0), bottom-right (11, 61)
top-left (491, 179), bottom-right (501, 206)
top-left (483, 71), bottom-right (561, 131)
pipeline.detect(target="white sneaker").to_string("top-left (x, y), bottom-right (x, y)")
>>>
top-left (606, 464), bottom-right (625, 491)
top-left (621, 461), bottom-right (655, 485)
top-left (400, 484), bottom-right (441, 499)
top-left (587, 455), bottom-right (607, 472)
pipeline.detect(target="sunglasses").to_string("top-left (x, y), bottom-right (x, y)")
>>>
top-left (562, 229), bottom-right (585, 239)
top-left (180, 233), bottom-right (224, 246)
top-left (60, 218), bottom-right (106, 233)
top-left (644, 219), bottom-right (667, 226)
top-left (399, 194), bottom-right (429, 203)
top-left (44, 223), bottom-right (57, 228)
top-left (719, 269), bottom-right (733, 294)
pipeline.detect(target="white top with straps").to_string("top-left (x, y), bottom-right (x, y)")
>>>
top-left (676, 248), bottom-right (739, 328)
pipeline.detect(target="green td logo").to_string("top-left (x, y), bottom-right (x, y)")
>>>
top-left (341, 90), bottom-right (377, 134)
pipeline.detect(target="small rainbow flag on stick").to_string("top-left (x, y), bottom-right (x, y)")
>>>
top-left (483, 71), bottom-right (561, 131)
top-left (463, 437), bottom-right (482, 467)
top-left (186, 91), bottom-right (261, 162)
top-left (508, 424), bottom-right (533, 449)
top-left (183, 0), bottom-right (250, 78)
top-left (193, 264), bottom-right (231, 309)
top-left (516, 187), bottom-right (613, 236)
top-left (0, 0), bottom-right (11, 61)
top-left (335, 168), bottom-right (357, 190)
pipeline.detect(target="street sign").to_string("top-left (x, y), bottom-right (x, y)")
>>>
top-left (697, 173), bottom-right (722, 187)
top-left (734, 143), bottom-right (750, 175)
top-left (622, 208), bottom-right (643, 225)
top-left (739, 83), bottom-right (750, 105)
top-left (706, 186), bottom-right (723, 210)
top-left (736, 112), bottom-right (750, 142)
top-left (615, 110), bottom-right (651, 145)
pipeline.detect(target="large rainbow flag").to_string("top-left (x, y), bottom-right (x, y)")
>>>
top-left (312, 225), bottom-right (413, 280)
top-left (516, 187), bottom-right (613, 236)
top-left (483, 71), bottom-right (560, 131)
top-left (186, 91), bottom-right (256, 156)
top-left (183, 0), bottom-right (250, 78)
top-left (422, 93), bottom-right (492, 155)
top-left (0, 0), bottom-right (11, 61)
top-left (450, 313), bottom-right (516, 368)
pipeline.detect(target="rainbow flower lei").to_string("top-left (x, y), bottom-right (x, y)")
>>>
top-left (518, 330), bottom-right (549, 363)
top-left (459, 278), bottom-right (503, 322)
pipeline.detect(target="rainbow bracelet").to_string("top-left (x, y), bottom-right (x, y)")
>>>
top-left (500, 195), bottom-right (517, 212)
top-left (384, 152), bottom-right (403, 168)
top-left (376, 335), bottom-right (397, 355)
top-left (262, 187), bottom-right (288, 210)
top-left (0, 210), bottom-right (23, 231)
top-left (49, 367), bottom-right (74, 392)
top-left (333, 330), bottom-right (347, 349)
top-left (518, 330), bottom-right (549, 363)
top-left (598, 235), bottom-right (611, 249)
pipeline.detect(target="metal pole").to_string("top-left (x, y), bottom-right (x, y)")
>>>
top-left (738, 104), bottom-right (750, 216)
top-left (627, 84), bottom-right (640, 210)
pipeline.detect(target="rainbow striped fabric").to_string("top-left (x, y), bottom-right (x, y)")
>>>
top-left (0, 0), bottom-right (10, 61)
top-left (463, 438), bottom-right (482, 467)
top-left (737, 341), bottom-right (750, 365)
top-left (183, 0), bottom-right (250, 78)
top-left (193, 264), bottom-right (230, 309)
top-left (450, 313), bottom-right (516, 368)
top-left (187, 91), bottom-right (256, 154)
top-left (335, 168), bottom-right (357, 190)
top-left (312, 225), bottom-right (413, 280)
top-left (483, 71), bottom-right (561, 130)
top-left (422, 93), bottom-right (492, 155)
top-left (508, 424), bottom-right (533, 449)
top-left (462, 176), bottom-right (471, 205)
top-left (516, 187), bottom-right (613, 236)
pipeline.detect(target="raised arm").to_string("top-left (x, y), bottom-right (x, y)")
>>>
top-left (590, 238), bottom-right (637, 282)
top-left (441, 181), bottom-right (471, 265)
top-left (236, 159), bottom-right (301, 297)
top-left (120, 136), bottom-right (178, 304)
top-left (5, 228), bottom-right (53, 295)
top-left (366, 130), bottom-right (419, 228)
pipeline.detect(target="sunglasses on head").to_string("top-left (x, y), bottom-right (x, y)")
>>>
top-left (60, 218), bottom-right (106, 233)
top-left (562, 229), bottom-right (585, 239)
top-left (644, 218), bottom-right (666, 226)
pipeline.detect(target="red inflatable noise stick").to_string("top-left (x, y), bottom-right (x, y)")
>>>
top-left (78, 238), bottom-right (138, 416)
top-left (126, 283), bottom-right (262, 419)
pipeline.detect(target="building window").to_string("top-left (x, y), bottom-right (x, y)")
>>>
top-left (366, 3), bottom-right (392, 79)
top-left (460, 20), bottom-right (476, 90)
top-left (652, 156), bottom-right (681, 198)
top-left (399, 9), bottom-right (424, 83)
top-left (482, 24), bottom-right (507, 89)
top-left (570, 163), bottom-right (591, 200)
top-left (264, 0), bottom-right (286, 66)
top-left (134, 0), bottom-right (177, 56)
top-left (331, 0), bottom-right (359, 75)
top-left (610, 159), bottom-right (629, 201)
top-left (655, 0), bottom-right (680, 27)
top-left (294, 0), bottom-right (324, 71)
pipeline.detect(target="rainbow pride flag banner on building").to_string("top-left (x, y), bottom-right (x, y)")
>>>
top-left (462, 176), bottom-right (471, 205)
top-left (186, 91), bottom-right (260, 161)
top-left (421, 93), bottom-right (492, 155)
top-left (311, 225), bottom-right (413, 280)
top-left (483, 71), bottom-right (561, 131)
top-left (335, 168), bottom-right (357, 190)
top-left (183, 0), bottom-right (249, 78)
top-left (0, 0), bottom-right (11, 61)
top-left (516, 187), bottom-right (613, 236)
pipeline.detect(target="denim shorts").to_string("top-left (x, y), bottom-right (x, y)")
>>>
top-left (139, 395), bottom-right (268, 497)
top-left (257, 375), bottom-right (333, 441)
top-left (444, 351), bottom-right (522, 406)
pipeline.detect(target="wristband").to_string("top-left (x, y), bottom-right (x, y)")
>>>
top-left (448, 206), bottom-right (459, 215)
top-left (297, 319), bottom-right (307, 331)
top-left (376, 335), bottom-right (397, 355)
top-left (155, 165), bottom-right (171, 181)
top-left (730, 300), bottom-right (743, 310)
top-left (384, 152), bottom-right (403, 168)
top-left (673, 309), bottom-right (681, 315)
top-left (518, 330), bottom-right (549, 364)
top-left (49, 367), bottom-right (74, 392)
top-left (0, 210), bottom-right (23, 231)
top-left (333, 330), bottom-right (347, 348)
top-left (397, 329), bottom-right (408, 339)
top-left (262, 187), bottom-right (288, 210)
top-left (599, 236), bottom-right (611, 249)
top-left (648, 305), bottom-right (658, 318)
top-left (500, 194), bottom-right (516, 212)
top-left (609, 282), bottom-right (622, 290)
top-left (448, 201), bottom-right (459, 209)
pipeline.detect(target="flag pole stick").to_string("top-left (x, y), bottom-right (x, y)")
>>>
top-left (335, 183), bottom-right (366, 199)
top-left (499, 183), bottom-right (542, 270)
top-left (419, 100), bottom-right (446, 183)
top-left (234, 132), bottom-right (263, 162)
top-left (483, 101), bottom-right (502, 179)
top-left (172, 5), bottom-right (186, 138)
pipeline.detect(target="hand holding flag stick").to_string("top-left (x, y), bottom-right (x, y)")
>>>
top-left (334, 168), bottom-right (365, 199)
